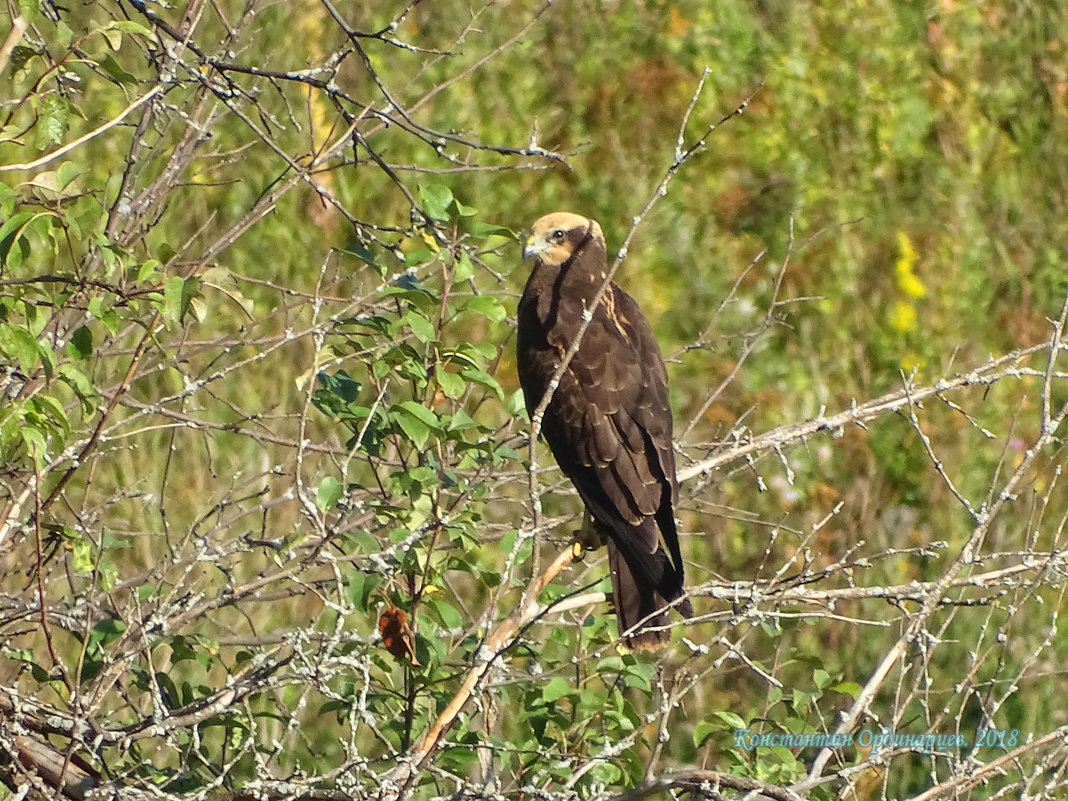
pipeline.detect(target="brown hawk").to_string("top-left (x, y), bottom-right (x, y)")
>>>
top-left (516, 212), bottom-right (693, 647)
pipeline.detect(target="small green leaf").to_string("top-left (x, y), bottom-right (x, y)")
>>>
top-left (420, 184), bottom-right (453, 221)
top-left (316, 476), bottom-right (343, 511)
top-left (67, 325), bottom-right (92, 360)
top-left (446, 408), bottom-right (480, 432)
top-left (345, 570), bottom-right (379, 612)
top-left (33, 394), bottom-right (68, 434)
top-left (58, 364), bottom-right (98, 413)
top-left (715, 710), bottom-right (748, 729)
top-left (35, 94), bottom-right (70, 148)
top-left (436, 369), bottom-right (466, 399)
top-left (98, 557), bottom-right (118, 591)
top-left (393, 409), bottom-right (429, 449)
top-left (71, 538), bottom-right (93, 573)
top-left (17, 0), bottom-right (39, 21)
top-left (9, 326), bottom-right (38, 374)
top-left (542, 677), bottom-right (570, 703)
top-left (461, 295), bottom-right (507, 322)
top-left (0, 211), bottom-right (36, 264)
top-left (831, 681), bottom-right (862, 698)
top-left (693, 720), bottom-right (719, 748)
top-left (162, 276), bottom-right (184, 327)
top-left (453, 251), bottom-right (474, 281)
top-left (8, 44), bottom-right (37, 75)
top-left (396, 401), bottom-right (440, 428)
top-left (506, 388), bottom-right (528, 418)
top-left (137, 259), bottom-right (161, 284)
top-left (181, 277), bottom-right (200, 319)
top-left (426, 598), bottom-right (463, 629)
top-left (341, 239), bottom-right (378, 271)
top-left (813, 668), bottom-right (830, 689)
top-left (460, 366), bottom-right (503, 399)
top-left (110, 20), bottom-right (155, 37)
top-left (56, 161), bottom-right (82, 189)
top-left (470, 221), bottom-right (511, 237)
top-left (55, 20), bottom-right (74, 49)
top-left (20, 426), bottom-right (47, 466)
top-left (401, 310), bottom-right (436, 342)
top-left (99, 53), bottom-right (138, 84)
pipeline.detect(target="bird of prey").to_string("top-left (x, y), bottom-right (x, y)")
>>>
top-left (516, 212), bottom-right (693, 647)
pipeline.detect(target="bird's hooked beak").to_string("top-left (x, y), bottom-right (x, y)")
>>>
top-left (522, 234), bottom-right (539, 261)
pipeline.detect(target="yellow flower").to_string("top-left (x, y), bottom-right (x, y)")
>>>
top-left (897, 270), bottom-right (928, 299)
top-left (895, 231), bottom-right (927, 299)
top-left (901, 351), bottom-right (927, 371)
top-left (890, 300), bottom-right (917, 332)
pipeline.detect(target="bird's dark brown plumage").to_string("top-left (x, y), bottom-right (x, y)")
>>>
top-left (516, 212), bottom-right (692, 647)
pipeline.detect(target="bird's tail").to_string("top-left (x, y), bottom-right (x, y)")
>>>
top-left (606, 531), bottom-right (692, 649)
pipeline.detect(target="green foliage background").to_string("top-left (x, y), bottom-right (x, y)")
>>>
top-left (0, 1), bottom-right (1066, 800)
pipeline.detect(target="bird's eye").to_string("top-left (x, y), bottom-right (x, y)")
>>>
top-left (550, 229), bottom-right (566, 242)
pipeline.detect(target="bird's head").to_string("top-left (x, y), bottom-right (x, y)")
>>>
top-left (523, 212), bottom-right (604, 266)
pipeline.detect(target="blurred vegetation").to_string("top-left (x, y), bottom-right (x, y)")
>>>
top-left (0, 1), bottom-right (1066, 800)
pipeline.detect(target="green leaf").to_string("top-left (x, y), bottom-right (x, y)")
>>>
top-left (401, 310), bottom-right (436, 342)
top-left (831, 681), bottom-right (862, 699)
top-left (8, 44), bottom-right (37, 75)
top-left (20, 426), bottom-right (47, 466)
top-left (693, 720), bottom-right (719, 748)
top-left (460, 366), bottom-right (503, 399)
top-left (506, 389), bottom-right (528, 418)
top-left (78, 617), bottom-right (125, 683)
top-left (344, 570), bottom-right (379, 612)
top-left (35, 339), bottom-right (55, 381)
top-left (420, 184), bottom-right (453, 221)
top-left (162, 276), bottom-right (184, 327)
top-left (161, 276), bottom-right (199, 327)
top-left (715, 710), bottom-right (748, 729)
top-left (461, 295), bottom-right (507, 322)
top-left (316, 476), bottom-right (343, 511)
top-left (396, 401), bottom-right (440, 428)
top-left (67, 325), bottom-right (92, 360)
top-left (33, 394), bottom-right (69, 434)
top-left (58, 363), bottom-right (98, 414)
top-left (17, 0), bottom-right (39, 21)
top-left (110, 20), bottom-right (155, 38)
top-left (99, 53), bottom-right (139, 84)
top-left (470, 220), bottom-right (511, 237)
top-left (624, 660), bottom-right (654, 691)
top-left (445, 408), bottom-right (480, 432)
top-left (392, 404), bottom-right (433, 449)
top-left (341, 239), bottom-right (379, 272)
top-left (181, 277), bottom-right (201, 320)
top-left (137, 259), bottom-right (161, 284)
top-left (7, 326), bottom-right (38, 374)
top-left (426, 598), bottom-right (463, 629)
top-left (56, 161), bottom-right (82, 189)
top-left (813, 668), bottom-right (830, 689)
top-left (0, 211), bottom-right (36, 264)
top-left (71, 538), bottom-right (93, 574)
top-left (98, 558), bottom-right (118, 591)
top-left (541, 677), bottom-right (570, 703)
top-left (436, 369), bottom-right (466, 399)
top-left (453, 251), bottom-right (474, 281)
top-left (35, 94), bottom-right (70, 149)
top-left (55, 20), bottom-right (74, 49)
